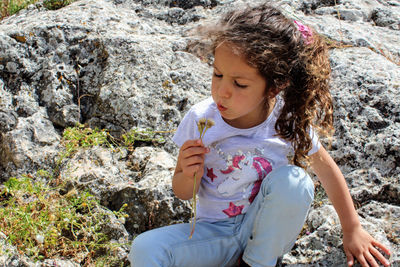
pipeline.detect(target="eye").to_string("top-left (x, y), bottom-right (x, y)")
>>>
top-left (235, 81), bottom-right (248, 88)
top-left (213, 72), bottom-right (222, 78)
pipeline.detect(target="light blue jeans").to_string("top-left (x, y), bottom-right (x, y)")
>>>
top-left (128, 165), bottom-right (314, 267)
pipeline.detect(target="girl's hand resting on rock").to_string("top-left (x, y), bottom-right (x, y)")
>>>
top-left (343, 225), bottom-right (391, 267)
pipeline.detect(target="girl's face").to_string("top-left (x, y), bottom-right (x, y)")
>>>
top-left (212, 42), bottom-right (268, 129)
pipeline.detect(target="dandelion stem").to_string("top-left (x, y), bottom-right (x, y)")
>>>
top-left (188, 118), bottom-right (214, 239)
top-left (188, 172), bottom-right (197, 239)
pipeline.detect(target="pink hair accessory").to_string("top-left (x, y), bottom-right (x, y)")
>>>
top-left (294, 20), bottom-right (313, 44)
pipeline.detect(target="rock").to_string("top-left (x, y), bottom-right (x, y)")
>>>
top-left (358, 201), bottom-right (400, 244)
top-left (283, 204), bottom-right (395, 266)
top-left (337, 9), bottom-right (367, 22)
top-left (0, 109), bottom-right (60, 181)
top-left (328, 48), bottom-right (399, 178)
top-left (95, 206), bottom-right (131, 243)
top-left (0, 232), bottom-right (19, 266)
top-left (60, 146), bottom-right (191, 234)
top-left (0, 0), bottom-right (399, 265)
top-left (1, 232), bottom-right (80, 267)
top-left (169, 0), bottom-right (218, 9)
top-left (300, 0), bottom-right (342, 14)
top-left (0, 81), bottom-right (17, 132)
top-left (371, 7), bottom-right (400, 29)
top-left (293, 1), bottom-right (400, 59)
top-left (113, 0), bottom-right (219, 9)
top-left (40, 259), bottom-right (80, 267)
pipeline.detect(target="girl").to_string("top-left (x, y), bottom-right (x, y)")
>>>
top-left (129, 3), bottom-right (391, 267)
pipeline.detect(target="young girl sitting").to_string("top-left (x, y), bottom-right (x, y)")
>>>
top-left (128, 3), bottom-right (391, 267)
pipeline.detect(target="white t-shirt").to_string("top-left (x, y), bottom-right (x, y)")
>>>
top-left (172, 97), bottom-right (320, 222)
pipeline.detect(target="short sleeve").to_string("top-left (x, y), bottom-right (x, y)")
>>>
top-left (308, 127), bottom-right (321, 155)
top-left (172, 109), bottom-right (199, 147)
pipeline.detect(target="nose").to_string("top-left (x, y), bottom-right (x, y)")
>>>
top-left (217, 80), bottom-right (232, 99)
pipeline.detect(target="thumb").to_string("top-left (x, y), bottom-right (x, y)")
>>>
top-left (345, 249), bottom-right (354, 266)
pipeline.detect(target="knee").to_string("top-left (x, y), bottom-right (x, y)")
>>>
top-left (261, 165), bottom-right (314, 209)
top-left (128, 231), bottom-right (164, 265)
top-left (128, 233), bottom-right (149, 264)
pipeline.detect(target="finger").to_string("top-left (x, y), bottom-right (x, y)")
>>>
top-left (364, 250), bottom-right (379, 267)
top-left (184, 155), bottom-right (204, 167)
top-left (183, 146), bottom-right (209, 158)
top-left (355, 253), bottom-right (369, 267)
top-left (371, 240), bottom-right (391, 256)
top-left (181, 153), bottom-right (205, 169)
top-left (186, 164), bottom-right (203, 174)
top-left (370, 246), bottom-right (390, 266)
top-left (345, 249), bottom-right (354, 266)
top-left (181, 139), bottom-right (203, 149)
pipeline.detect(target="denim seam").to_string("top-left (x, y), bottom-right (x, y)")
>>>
top-left (242, 254), bottom-right (275, 267)
top-left (250, 196), bottom-right (268, 239)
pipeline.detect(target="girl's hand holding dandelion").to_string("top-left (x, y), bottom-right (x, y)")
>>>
top-left (172, 119), bottom-right (214, 237)
top-left (171, 118), bottom-right (214, 238)
top-left (190, 118), bottom-right (214, 239)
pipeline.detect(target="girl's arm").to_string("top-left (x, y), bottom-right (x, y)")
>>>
top-left (172, 139), bottom-right (208, 200)
top-left (309, 146), bottom-right (391, 267)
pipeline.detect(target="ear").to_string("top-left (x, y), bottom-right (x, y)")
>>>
top-left (268, 87), bottom-right (281, 98)
top-left (268, 81), bottom-right (289, 98)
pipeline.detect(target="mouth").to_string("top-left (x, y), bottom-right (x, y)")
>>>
top-left (217, 103), bottom-right (227, 112)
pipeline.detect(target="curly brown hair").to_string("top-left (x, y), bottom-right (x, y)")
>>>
top-left (188, 3), bottom-right (334, 167)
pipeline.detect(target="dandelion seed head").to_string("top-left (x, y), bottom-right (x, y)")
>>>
top-left (197, 118), bottom-right (207, 134)
top-left (206, 119), bottom-right (215, 128)
top-left (197, 118), bottom-right (215, 137)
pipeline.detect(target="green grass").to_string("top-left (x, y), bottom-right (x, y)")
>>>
top-left (43, 0), bottom-right (75, 10)
top-left (0, 0), bottom-right (77, 20)
top-left (1, 0), bottom-right (35, 19)
top-left (121, 128), bottom-right (167, 151)
top-left (0, 173), bottom-right (129, 264)
top-left (58, 124), bottom-right (111, 162)
top-left (0, 123), bottom-right (171, 265)
top-left (57, 123), bottom-right (168, 163)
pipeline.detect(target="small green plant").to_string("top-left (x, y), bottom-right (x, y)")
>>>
top-left (63, 124), bottom-right (109, 149)
top-left (0, 0), bottom-right (35, 19)
top-left (0, 172), bottom-right (129, 264)
top-left (57, 124), bottom-right (170, 163)
top-left (121, 128), bottom-right (166, 149)
top-left (57, 123), bottom-right (112, 164)
top-left (312, 181), bottom-right (327, 208)
top-left (0, 0), bottom-right (76, 20)
top-left (43, 0), bottom-right (75, 10)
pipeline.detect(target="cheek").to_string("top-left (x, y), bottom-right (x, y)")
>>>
top-left (211, 79), bottom-right (218, 95)
top-left (211, 86), bottom-right (217, 103)
top-left (237, 92), bottom-right (265, 108)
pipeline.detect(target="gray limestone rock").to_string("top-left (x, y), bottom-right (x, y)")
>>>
top-left (60, 146), bottom-right (191, 234)
top-left (0, 109), bottom-right (60, 181)
top-left (371, 7), bottom-right (400, 29)
top-left (283, 205), bottom-right (396, 266)
top-left (328, 47), bottom-right (399, 181)
top-left (0, 0), bottom-right (399, 265)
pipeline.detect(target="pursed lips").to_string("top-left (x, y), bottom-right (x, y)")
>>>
top-left (217, 103), bottom-right (227, 111)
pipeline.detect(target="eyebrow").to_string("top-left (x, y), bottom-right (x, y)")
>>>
top-left (213, 64), bottom-right (255, 81)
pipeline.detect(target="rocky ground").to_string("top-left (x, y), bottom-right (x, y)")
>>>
top-left (0, 0), bottom-right (399, 266)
